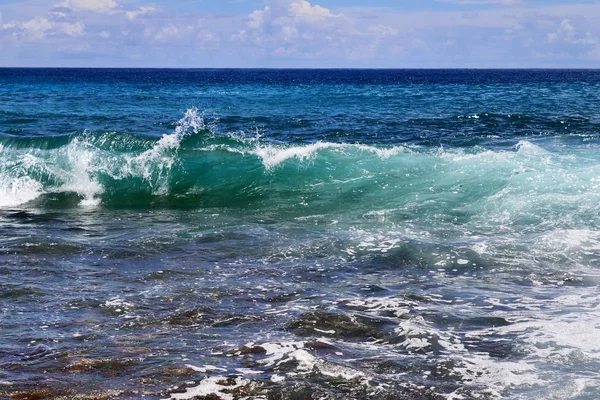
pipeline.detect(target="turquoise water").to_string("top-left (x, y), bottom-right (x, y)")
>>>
top-left (1, 69), bottom-right (600, 399)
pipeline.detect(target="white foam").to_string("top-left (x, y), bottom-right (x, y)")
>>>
top-left (515, 140), bottom-right (549, 156)
top-left (0, 108), bottom-right (208, 208)
top-left (345, 296), bottom-right (415, 318)
top-left (252, 142), bottom-right (410, 170)
top-left (343, 293), bottom-right (549, 398)
top-left (232, 340), bottom-right (371, 386)
top-left (57, 137), bottom-right (104, 206)
top-left (103, 298), bottom-right (135, 311)
top-left (121, 108), bottom-right (205, 194)
top-left (483, 293), bottom-right (600, 360)
top-left (0, 175), bottom-right (43, 207)
top-left (452, 355), bottom-right (542, 398)
top-left (253, 142), bottom-right (345, 169)
top-left (166, 376), bottom-right (250, 400)
top-left (185, 364), bottom-right (227, 373)
top-left (259, 341), bottom-right (314, 370)
top-left (535, 378), bottom-right (599, 399)
top-left (539, 229), bottom-right (600, 252)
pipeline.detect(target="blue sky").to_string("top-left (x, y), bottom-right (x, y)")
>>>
top-left (1, 0), bottom-right (599, 67)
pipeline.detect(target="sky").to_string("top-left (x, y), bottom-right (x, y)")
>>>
top-left (0, 0), bottom-right (599, 68)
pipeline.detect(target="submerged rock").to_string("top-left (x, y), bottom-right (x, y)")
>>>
top-left (64, 358), bottom-right (138, 376)
top-left (287, 311), bottom-right (390, 339)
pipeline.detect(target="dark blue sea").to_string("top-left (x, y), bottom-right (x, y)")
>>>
top-left (1, 69), bottom-right (600, 399)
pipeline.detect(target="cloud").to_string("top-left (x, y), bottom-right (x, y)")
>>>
top-left (153, 24), bottom-right (194, 42)
top-left (19, 17), bottom-right (53, 39)
top-left (547, 19), bottom-right (597, 47)
top-left (125, 6), bottom-right (156, 21)
top-left (197, 30), bottom-right (219, 47)
top-left (61, 20), bottom-right (85, 36)
top-left (248, 6), bottom-right (271, 29)
top-left (288, 0), bottom-right (340, 21)
top-left (1, 0), bottom-right (600, 67)
top-left (2, 15), bottom-right (85, 39)
top-left (56, 0), bottom-right (119, 14)
top-left (369, 24), bottom-right (399, 38)
top-left (234, 0), bottom-right (397, 63)
top-left (436, 0), bottom-right (525, 5)
top-left (548, 19), bottom-right (575, 43)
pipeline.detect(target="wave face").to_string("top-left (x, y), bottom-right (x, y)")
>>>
top-left (3, 69), bottom-right (600, 400)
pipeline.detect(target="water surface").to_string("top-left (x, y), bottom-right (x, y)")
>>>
top-left (1, 69), bottom-right (600, 399)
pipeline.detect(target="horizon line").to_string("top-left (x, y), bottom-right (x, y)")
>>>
top-left (1, 67), bottom-right (600, 71)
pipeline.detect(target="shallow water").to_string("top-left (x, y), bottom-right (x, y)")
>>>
top-left (1, 69), bottom-right (600, 399)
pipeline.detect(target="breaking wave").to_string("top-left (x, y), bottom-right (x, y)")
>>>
top-left (2, 108), bottom-right (600, 234)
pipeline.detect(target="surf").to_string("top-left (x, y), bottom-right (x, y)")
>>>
top-left (1, 109), bottom-right (600, 234)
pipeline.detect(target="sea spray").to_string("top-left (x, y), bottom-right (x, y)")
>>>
top-left (0, 108), bottom-right (208, 207)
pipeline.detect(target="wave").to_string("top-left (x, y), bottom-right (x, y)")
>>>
top-left (2, 109), bottom-right (600, 230)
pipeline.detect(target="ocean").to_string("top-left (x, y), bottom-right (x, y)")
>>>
top-left (1, 68), bottom-right (600, 399)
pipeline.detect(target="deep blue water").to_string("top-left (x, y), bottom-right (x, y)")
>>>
top-left (1, 69), bottom-right (600, 399)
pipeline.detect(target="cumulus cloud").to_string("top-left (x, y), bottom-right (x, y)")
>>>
top-left (18, 17), bottom-right (53, 39)
top-left (233, 0), bottom-right (398, 62)
top-left (248, 6), bottom-right (271, 30)
top-left (56, 0), bottom-right (119, 14)
top-left (288, 0), bottom-right (340, 21)
top-left (245, 0), bottom-right (344, 32)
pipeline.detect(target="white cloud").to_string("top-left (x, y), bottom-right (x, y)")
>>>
top-left (2, 15), bottom-right (85, 39)
top-left (548, 19), bottom-right (575, 43)
top-left (289, 0), bottom-right (340, 21)
top-left (57, 0), bottom-right (119, 14)
top-left (248, 6), bottom-right (271, 29)
top-left (197, 30), bottom-right (219, 47)
top-left (61, 20), bottom-right (85, 36)
top-left (368, 24), bottom-right (399, 38)
top-left (436, 0), bottom-right (525, 5)
top-left (547, 19), bottom-right (597, 46)
top-left (21, 17), bottom-right (53, 39)
top-left (2, 0), bottom-right (600, 67)
top-left (153, 24), bottom-right (194, 42)
top-left (48, 11), bottom-right (68, 19)
top-left (125, 6), bottom-right (156, 21)
top-left (231, 0), bottom-right (402, 64)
